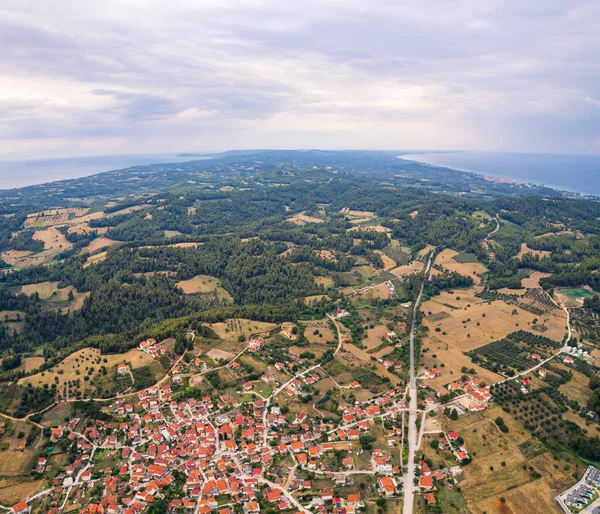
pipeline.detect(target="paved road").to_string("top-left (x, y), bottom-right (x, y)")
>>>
top-left (402, 252), bottom-right (433, 514)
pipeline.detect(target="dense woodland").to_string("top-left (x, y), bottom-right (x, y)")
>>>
top-left (0, 151), bottom-right (598, 375)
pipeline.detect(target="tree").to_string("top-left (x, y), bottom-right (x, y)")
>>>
top-left (174, 332), bottom-right (186, 354)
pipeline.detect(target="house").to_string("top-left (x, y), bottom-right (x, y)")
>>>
top-left (11, 500), bottom-right (30, 514)
top-left (371, 456), bottom-right (393, 475)
top-left (117, 363), bottom-right (129, 374)
top-left (539, 368), bottom-right (548, 378)
top-left (419, 476), bottom-right (434, 491)
top-left (531, 353), bottom-right (542, 361)
top-left (423, 493), bottom-right (436, 505)
top-left (564, 356), bottom-right (575, 365)
top-left (247, 339), bottom-right (264, 353)
top-left (456, 451), bottom-right (469, 462)
top-left (447, 431), bottom-right (460, 441)
top-left (50, 428), bottom-right (64, 441)
top-left (377, 477), bottom-right (396, 497)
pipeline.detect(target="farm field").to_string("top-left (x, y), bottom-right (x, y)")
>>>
top-left (468, 479), bottom-right (562, 514)
top-left (32, 226), bottom-right (72, 252)
top-left (422, 290), bottom-right (567, 351)
top-left (303, 294), bottom-right (329, 305)
top-left (431, 248), bottom-right (488, 284)
top-left (562, 287), bottom-right (595, 299)
top-left (517, 242), bottom-right (551, 260)
top-left (458, 419), bottom-right (531, 504)
top-left (300, 319), bottom-right (336, 344)
top-left (83, 250), bottom-right (107, 267)
top-left (19, 347), bottom-right (154, 389)
top-left (0, 479), bottom-right (45, 506)
top-left (529, 451), bottom-right (584, 490)
top-left (358, 282), bottom-right (392, 300)
top-left (208, 318), bottom-right (278, 341)
top-left (521, 271), bottom-right (551, 288)
top-left (176, 274), bottom-right (233, 302)
top-left (17, 281), bottom-right (89, 312)
top-left (314, 276), bottom-right (334, 288)
top-left (389, 260), bottom-right (423, 277)
top-left (559, 368), bottom-right (593, 404)
top-left (287, 211), bottom-right (324, 225)
top-left (373, 250), bottom-right (396, 270)
top-left (0, 310), bottom-right (26, 335)
top-left (79, 236), bottom-right (119, 254)
top-left (362, 323), bottom-right (392, 351)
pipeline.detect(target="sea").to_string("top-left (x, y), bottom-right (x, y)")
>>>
top-left (0, 153), bottom-right (210, 190)
top-left (400, 152), bottom-right (600, 197)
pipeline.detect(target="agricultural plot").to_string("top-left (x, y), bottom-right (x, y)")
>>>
top-left (79, 236), bottom-right (119, 254)
top-left (389, 260), bottom-right (423, 278)
top-left (357, 282), bottom-right (393, 300)
top-left (83, 250), bottom-right (107, 267)
top-left (19, 347), bottom-right (154, 393)
top-left (422, 290), bottom-right (567, 354)
top-left (516, 242), bottom-right (551, 260)
top-left (0, 479), bottom-right (44, 506)
top-left (300, 319), bottom-right (336, 344)
top-left (208, 318), bottom-right (278, 341)
top-left (176, 274), bottom-right (233, 303)
top-left (17, 281), bottom-right (89, 312)
top-left (287, 211), bottom-right (324, 225)
top-left (381, 243), bottom-right (411, 266)
top-left (470, 331), bottom-right (562, 374)
top-left (431, 248), bottom-right (488, 285)
top-left (458, 419), bottom-right (532, 505)
top-left (559, 368), bottom-right (594, 405)
top-left (521, 271), bottom-right (551, 289)
top-left (314, 276), bottom-right (334, 288)
top-left (373, 250), bottom-right (396, 270)
top-left (0, 310), bottom-right (26, 334)
top-left (32, 226), bottom-right (72, 252)
top-left (469, 480), bottom-right (562, 514)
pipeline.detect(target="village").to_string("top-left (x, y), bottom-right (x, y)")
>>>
top-left (7, 314), bottom-right (494, 514)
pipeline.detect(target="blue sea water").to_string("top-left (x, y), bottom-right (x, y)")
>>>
top-left (0, 153), bottom-right (210, 190)
top-left (400, 152), bottom-right (600, 196)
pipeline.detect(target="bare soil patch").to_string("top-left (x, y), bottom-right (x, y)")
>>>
top-left (32, 226), bottom-right (72, 252)
top-left (469, 479), bottom-right (562, 514)
top-left (301, 319), bottom-right (336, 344)
top-left (83, 251), bottom-right (107, 268)
top-left (79, 237), bottom-right (119, 254)
top-left (390, 261), bottom-right (423, 277)
top-left (521, 272), bottom-right (551, 289)
top-left (206, 348), bottom-right (236, 362)
top-left (358, 282), bottom-right (392, 300)
top-left (177, 275), bottom-right (219, 293)
top-left (516, 243), bottom-right (551, 260)
top-left (288, 212), bottom-right (324, 225)
top-left (0, 479), bottom-right (44, 505)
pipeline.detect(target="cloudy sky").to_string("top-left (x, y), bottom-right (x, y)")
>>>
top-left (1, 0), bottom-right (599, 159)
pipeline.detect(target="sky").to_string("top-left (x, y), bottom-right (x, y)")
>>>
top-left (1, 0), bottom-right (599, 159)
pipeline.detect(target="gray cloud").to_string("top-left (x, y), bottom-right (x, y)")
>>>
top-left (0, 0), bottom-right (598, 157)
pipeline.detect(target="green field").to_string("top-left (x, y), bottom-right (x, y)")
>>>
top-left (562, 288), bottom-right (595, 299)
top-left (453, 252), bottom-right (479, 263)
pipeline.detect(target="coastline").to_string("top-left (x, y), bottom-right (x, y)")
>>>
top-left (398, 152), bottom-right (600, 199)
